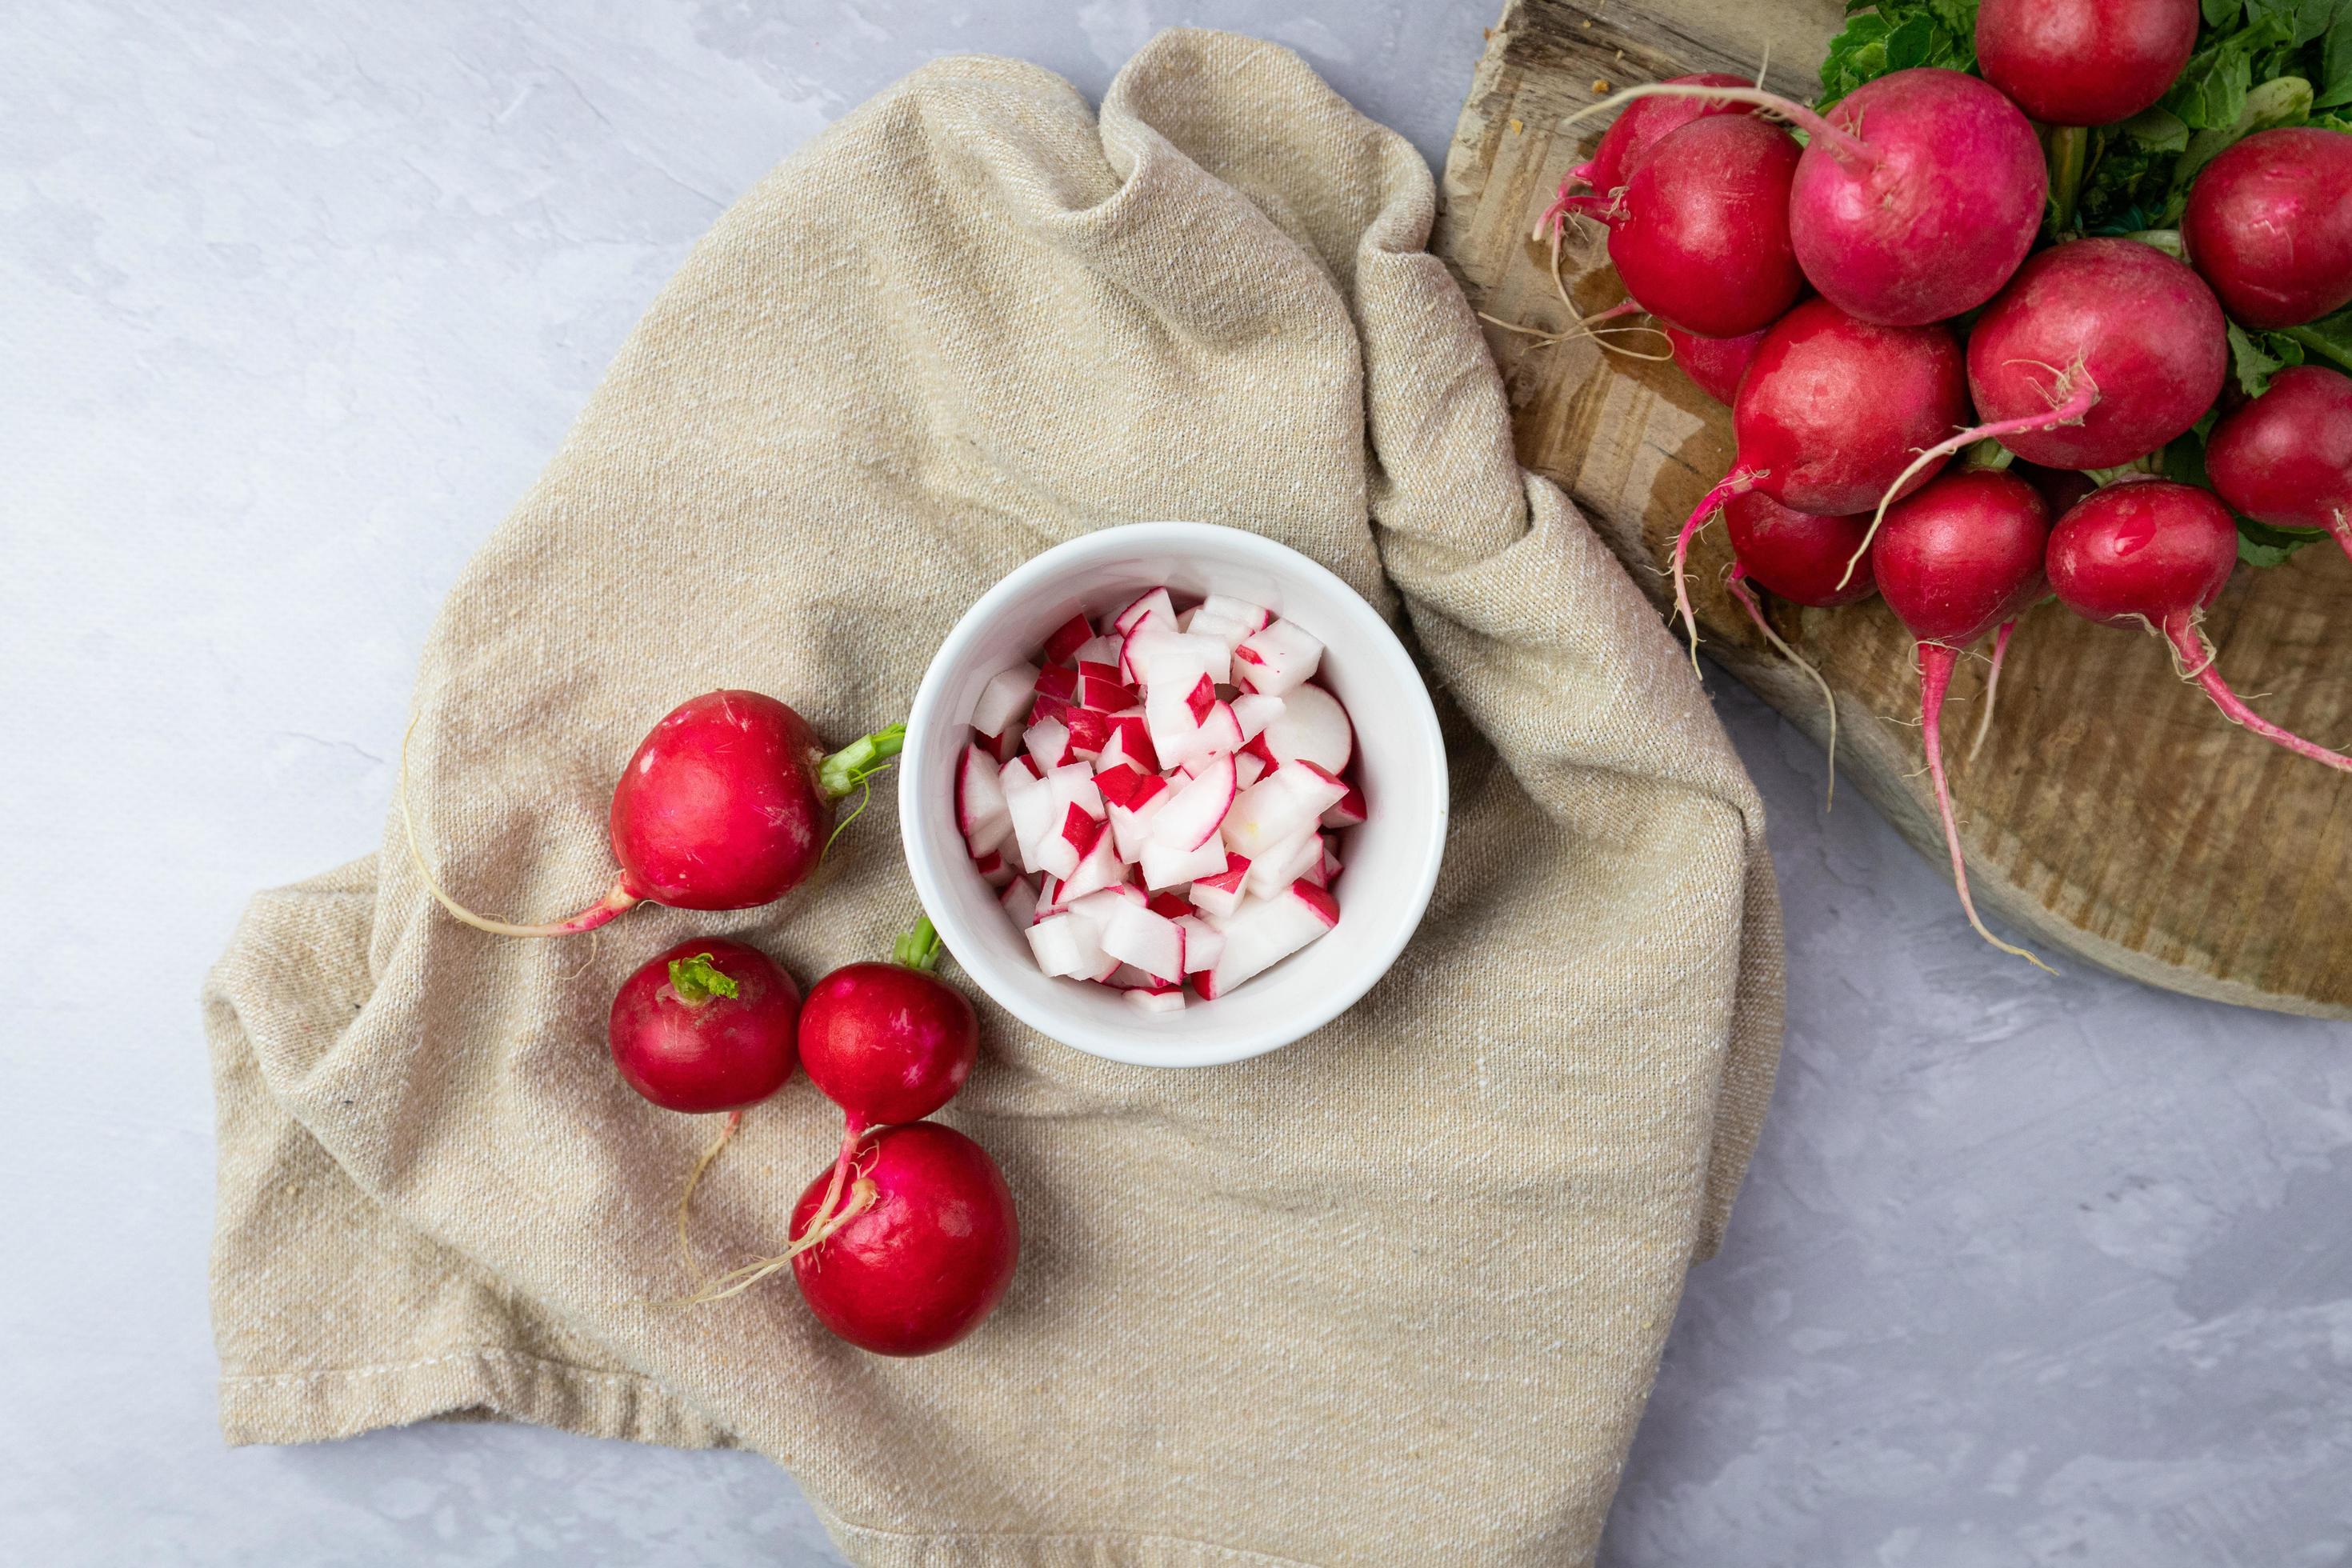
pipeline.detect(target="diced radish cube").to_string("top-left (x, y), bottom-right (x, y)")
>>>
top-left (1076, 674), bottom-right (1137, 711)
top-left (1122, 627), bottom-right (1232, 689)
top-left (1223, 762), bottom-right (1345, 857)
top-left (1102, 903), bottom-right (1186, 982)
top-left (1318, 834), bottom-right (1342, 885)
top-left (1146, 889), bottom-right (1192, 919)
top-left (1034, 663), bottom-right (1080, 702)
top-left (1077, 659), bottom-right (1123, 684)
top-left (1321, 782), bottom-right (1367, 828)
top-left (1059, 829), bottom-right (1127, 899)
top-left (1005, 769), bottom-right (1056, 868)
top-left (1035, 872), bottom-right (1066, 914)
top-left (1184, 594), bottom-right (1274, 651)
top-left (1262, 682), bottom-right (1352, 772)
top-left (1042, 612), bottom-right (1094, 665)
top-left (1194, 880), bottom-right (1338, 998)
top-left (1028, 694), bottom-right (1070, 730)
top-left (1001, 831), bottom-right (1028, 874)
top-left (1063, 706), bottom-right (1113, 758)
top-left (1149, 754), bottom-right (1238, 852)
top-left (1024, 717), bottom-right (1074, 770)
top-left (1108, 790), bottom-right (1170, 862)
top-left (1026, 912), bottom-right (1106, 978)
top-left (1036, 800), bottom-right (1103, 880)
top-left (1001, 875), bottom-right (1040, 926)
top-left (1062, 887), bottom-right (1134, 951)
top-left (1103, 711), bottom-right (1158, 773)
top-left (1232, 619), bottom-right (1323, 697)
top-left (1244, 830), bottom-right (1322, 898)
top-left (974, 849), bottom-right (1015, 888)
top-left (1111, 587), bottom-right (1178, 638)
top-left (1174, 914), bottom-right (1225, 973)
top-left (972, 664), bottom-right (1039, 738)
top-left (1231, 693), bottom-right (1285, 741)
top-left (1093, 762), bottom-right (1147, 807)
top-left (1125, 986), bottom-right (1186, 1014)
top-left (1074, 634), bottom-right (1122, 666)
top-left (1234, 751), bottom-right (1266, 790)
top-left (976, 728), bottom-right (1020, 764)
top-left (957, 744), bottom-right (1012, 855)
top-left (1188, 852), bottom-right (1251, 917)
top-left (1183, 674), bottom-right (1217, 723)
top-left (1140, 834), bottom-right (1230, 890)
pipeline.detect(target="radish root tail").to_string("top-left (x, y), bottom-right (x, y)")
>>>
top-left (2328, 509), bottom-right (2351, 566)
top-left (1672, 470), bottom-right (1761, 670)
top-left (680, 1178), bottom-right (878, 1306)
top-left (1968, 618), bottom-right (2018, 763)
top-left (2163, 614), bottom-right (2352, 772)
top-left (1918, 642), bottom-right (2055, 971)
top-left (1729, 568), bottom-right (1838, 810)
top-left (397, 712), bottom-right (640, 938)
top-left (1842, 368), bottom-right (2101, 591)
top-left (674, 1108), bottom-right (746, 1282)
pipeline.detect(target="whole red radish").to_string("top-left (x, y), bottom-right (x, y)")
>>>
top-left (2183, 129), bottom-right (2352, 330)
top-left (608, 938), bottom-right (800, 1113)
top-left (1565, 70), bottom-right (2043, 325)
top-left (1850, 240), bottom-right (2228, 574)
top-left (1666, 323), bottom-right (1771, 405)
top-left (1975, 0), bottom-right (2198, 126)
top-left (404, 691), bottom-right (904, 938)
top-left (1534, 72), bottom-right (1754, 238)
top-left (801, 917), bottom-right (978, 1130)
top-left (1671, 299), bottom-right (1970, 648)
top-left (1603, 115), bottom-right (1805, 338)
top-left (790, 1122), bottom-right (1019, 1357)
top-left (2047, 482), bottom-right (2352, 771)
top-left (2206, 366), bottom-right (2352, 560)
top-left (1875, 470), bottom-right (2055, 969)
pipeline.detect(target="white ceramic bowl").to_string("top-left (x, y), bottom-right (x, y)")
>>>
top-left (900, 522), bottom-right (1448, 1068)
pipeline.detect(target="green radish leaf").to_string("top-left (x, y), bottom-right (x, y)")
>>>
top-left (2165, 37), bottom-right (2258, 129)
top-left (2206, 0), bottom-right (2243, 25)
top-left (2322, 2), bottom-right (2352, 106)
top-left (2279, 304), bottom-right (2352, 372)
top-left (2237, 516), bottom-right (2330, 565)
top-left (1923, 0), bottom-right (1978, 32)
top-left (2227, 321), bottom-right (2295, 395)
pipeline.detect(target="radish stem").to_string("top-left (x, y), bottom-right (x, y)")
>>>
top-left (2164, 614), bottom-right (2352, 771)
top-left (1918, 643), bottom-right (2055, 971)
top-left (891, 916), bottom-right (946, 972)
top-left (817, 724), bottom-right (906, 799)
top-left (1552, 82), bottom-right (1878, 166)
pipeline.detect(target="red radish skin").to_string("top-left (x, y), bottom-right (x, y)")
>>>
top-left (1535, 72), bottom-right (1755, 238)
top-left (1667, 324), bottom-right (1770, 405)
top-left (2206, 366), bottom-right (2352, 560)
top-left (2047, 482), bottom-right (2352, 772)
top-left (608, 939), bottom-right (801, 1114)
top-left (1975, 0), bottom-right (2198, 126)
top-left (1722, 493), bottom-right (1878, 607)
top-left (1672, 300), bottom-right (1969, 649)
top-left (2182, 129), bottom-right (2352, 330)
top-left (1604, 115), bottom-right (1805, 338)
top-left (1850, 240), bottom-right (2227, 584)
top-left (787, 1122), bottom-right (1019, 1357)
top-left (402, 692), bottom-right (905, 938)
top-left (1874, 470), bottom-right (2055, 970)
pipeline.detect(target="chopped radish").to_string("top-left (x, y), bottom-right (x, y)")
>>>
top-left (1125, 986), bottom-right (1186, 1014)
top-left (1184, 594), bottom-right (1273, 650)
top-left (1023, 717), bottom-right (1074, 770)
top-left (1034, 664), bottom-right (1079, 702)
top-left (1261, 682), bottom-right (1352, 773)
top-left (1122, 627), bottom-right (1232, 689)
top-left (1231, 692), bottom-right (1285, 742)
top-left (1035, 801), bottom-right (1105, 880)
top-left (1074, 634), bottom-right (1122, 666)
top-left (1098, 711), bottom-right (1158, 772)
top-left (1244, 830), bottom-right (1322, 898)
top-left (956, 744), bottom-right (1011, 855)
top-left (1140, 834), bottom-right (1231, 890)
top-left (972, 665), bottom-right (1038, 738)
top-left (973, 850), bottom-right (1015, 888)
top-left (1042, 613), bottom-right (1093, 665)
top-left (1194, 881), bottom-right (1338, 998)
top-left (1000, 877), bottom-right (1038, 926)
top-left (1187, 852), bottom-right (1251, 918)
top-left (1111, 588), bottom-right (1177, 638)
top-left (1146, 889), bottom-right (1193, 919)
top-left (1150, 754), bottom-right (1239, 852)
top-left (1231, 619), bottom-right (1322, 696)
top-left (1058, 830), bottom-right (1128, 899)
top-left (1234, 752), bottom-right (1266, 790)
top-left (1042, 764), bottom-right (1104, 820)
top-left (1004, 770), bottom-right (1055, 868)
top-left (1107, 786), bottom-right (1170, 862)
top-left (1025, 912), bottom-right (1103, 978)
top-left (1222, 762), bottom-right (1346, 858)
top-left (1320, 783), bottom-right (1367, 829)
top-left (1102, 902), bottom-right (1186, 982)
top-left (1175, 914), bottom-right (1225, 973)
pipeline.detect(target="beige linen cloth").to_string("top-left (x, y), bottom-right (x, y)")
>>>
top-left (204, 29), bottom-right (1782, 1566)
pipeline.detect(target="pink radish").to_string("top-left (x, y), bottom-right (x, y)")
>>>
top-left (2206, 366), bottom-right (2352, 560)
top-left (1232, 620), bottom-right (1324, 696)
top-left (1320, 784), bottom-right (1367, 830)
top-left (1222, 762), bottom-right (1348, 858)
top-left (1599, 115), bottom-right (1806, 338)
top-left (1850, 239), bottom-right (2227, 582)
top-left (2046, 481), bottom-right (2352, 772)
top-left (1974, 0), bottom-right (2198, 126)
top-left (1566, 70), bottom-right (2043, 325)
top-left (1042, 614), bottom-right (1093, 665)
top-left (2182, 129), bottom-right (2352, 330)
top-left (1874, 470), bottom-right (2055, 969)
top-left (403, 691), bottom-right (902, 938)
top-left (608, 938), bottom-right (801, 1114)
top-left (1534, 71), bottom-right (1756, 239)
top-left (1112, 588), bottom-right (1177, 638)
top-left (783, 1123), bottom-right (1018, 1355)
top-left (1671, 299), bottom-right (1970, 648)
top-left (1666, 323), bottom-right (1770, 405)
top-left (1260, 683), bottom-right (1354, 773)
top-left (1195, 881), bottom-right (1340, 998)
top-left (1150, 754), bottom-right (1238, 852)
top-left (1188, 853), bottom-right (1252, 918)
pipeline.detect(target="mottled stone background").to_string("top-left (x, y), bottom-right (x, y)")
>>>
top-left (2, 3), bottom-right (2346, 1563)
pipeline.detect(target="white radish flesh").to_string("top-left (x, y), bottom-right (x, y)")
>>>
top-left (972, 664), bottom-right (1039, 737)
top-left (1261, 682), bottom-right (1352, 773)
top-left (956, 744), bottom-right (1012, 854)
top-left (1232, 620), bottom-right (1323, 697)
top-left (1140, 834), bottom-right (1232, 890)
top-left (1195, 881), bottom-right (1338, 998)
top-left (1150, 755), bottom-right (1238, 852)
top-left (1102, 903), bottom-right (1186, 982)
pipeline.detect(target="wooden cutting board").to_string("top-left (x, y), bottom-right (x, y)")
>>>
top-left (1434, 0), bottom-right (2352, 1019)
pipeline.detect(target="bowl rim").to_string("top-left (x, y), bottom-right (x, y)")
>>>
top-left (898, 520), bottom-right (1447, 1068)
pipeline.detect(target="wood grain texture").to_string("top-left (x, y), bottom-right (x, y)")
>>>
top-left (1435, 0), bottom-right (2352, 1018)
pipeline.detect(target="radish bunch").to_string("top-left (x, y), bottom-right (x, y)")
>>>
top-left (957, 591), bottom-right (1361, 1009)
top-left (1526, 8), bottom-right (2352, 966)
